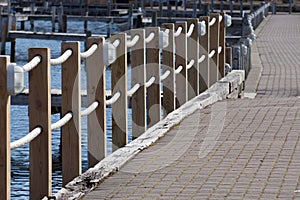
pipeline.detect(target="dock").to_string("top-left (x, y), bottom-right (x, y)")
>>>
top-left (56, 13), bottom-right (300, 200)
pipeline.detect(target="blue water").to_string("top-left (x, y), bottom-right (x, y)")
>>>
top-left (9, 20), bottom-right (132, 199)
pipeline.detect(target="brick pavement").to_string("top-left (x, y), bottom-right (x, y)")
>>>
top-left (83, 14), bottom-right (300, 199)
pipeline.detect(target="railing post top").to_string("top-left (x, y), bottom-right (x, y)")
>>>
top-left (86, 36), bottom-right (105, 44)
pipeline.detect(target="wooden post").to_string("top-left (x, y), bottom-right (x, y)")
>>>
top-left (199, 16), bottom-right (210, 93)
top-left (187, 18), bottom-right (199, 99)
top-left (29, 48), bottom-right (51, 200)
top-left (131, 29), bottom-right (146, 139)
top-left (209, 13), bottom-right (220, 86)
top-left (111, 33), bottom-right (128, 151)
top-left (162, 23), bottom-right (175, 115)
top-left (51, 6), bottom-right (56, 32)
top-left (0, 56), bottom-right (10, 200)
top-left (152, 11), bottom-right (157, 27)
top-left (86, 37), bottom-right (106, 167)
top-left (175, 22), bottom-right (187, 108)
top-left (218, 13), bottom-right (226, 79)
top-left (1, 15), bottom-right (8, 55)
top-left (61, 42), bottom-right (81, 186)
top-left (10, 15), bottom-right (17, 62)
top-left (146, 27), bottom-right (161, 128)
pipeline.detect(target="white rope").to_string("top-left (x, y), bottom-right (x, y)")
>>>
top-left (219, 15), bottom-right (223, 23)
top-left (161, 70), bottom-right (171, 81)
top-left (209, 50), bottom-right (216, 58)
top-left (209, 17), bottom-right (216, 26)
top-left (145, 76), bottom-right (156, 88)
top-left (186, 23), bottom-right (195, 37)
top-left (218, 46), bottom-right (222, 54)
top-left (198, 55), bottom-right (206, 63)
top-left (186, 59), bottom-right (195, 70)
top-left (106, 91), bottom-right (121, 105)
top-left (175, 65), bottom-right (183, 74)
top-left (145, 32), bottom-right (155, 43)
top-left (80, 44), bottom-right (98, 58)
top-left (127, 83), bottom-right (141, 97)
top-left (50, 49), bottom-right (73, 66)
top-left (51, 112), bottom-right (73, 130)
top-left (81, 101), bottom-right (99, 116)
top-left (113, 39), bottom-right (120, 48)
top-left (10, 127), bottom-right (42, 150)
top-left (164, 29), bottom-right (170, 34)
top-left (174, 26), bottom-right (183, 37)
top-left (23, 56), bottom-right (42, 72)
top-left (127, 35), bottom-right (140, 48)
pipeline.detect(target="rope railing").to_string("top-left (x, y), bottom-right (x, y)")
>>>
top-left (218, 46), bottom-right (222, 54)
top-left (186, 59), bottom-right (195, 70)
top-left (127, 83), bottom-right (141, 97)
top-left (161, 70), bottom-right (171, 81)
top-left (145, 32), bottom-right (155, 43)
top-left (80, 44), bottom-right (98, 59)
top-left (198, 55), bottom-right (206, 64)
top-left (174, 26), bottom-right (183, 37)
top-left (209, 50), bottom-right (216, 58)
top-left (127, 35), bottom-right (140, 48)
top-left (50, 49), bottom-right (73, 66)
top-left (209, 17), bottom-right (216, 26)
top-left (106, 91), bottom-right (121, 105)
top-left (10, 127), bottom-right (42, 150)
top-left (219, 15), bottom-right (223, 23)
top-left (186, 23), bottom-right (195, 37)
top-left (145, 76), bottom-right (156, 88)
top-left (23, 56), bottom-right (42, 72)
top-left (175, 65), bottom-right (183, 74)
top-left (113, 39), bottom-right (121, 48)
top-left (51, 112), bottom-right (73, 130)
top-left (81, 102), bottom-right (99, 116)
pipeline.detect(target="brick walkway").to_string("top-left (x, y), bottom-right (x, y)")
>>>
top-left (84, 14), bottom-right (300, 199)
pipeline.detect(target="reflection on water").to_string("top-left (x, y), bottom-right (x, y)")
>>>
top-left (10, 20), bottom-right (131, 199)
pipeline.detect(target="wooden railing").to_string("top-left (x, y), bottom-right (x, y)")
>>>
top-left (0, 13), bottom-right (232, 200)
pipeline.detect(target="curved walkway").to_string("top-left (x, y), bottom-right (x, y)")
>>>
top-left (83, 14), bottom-right (300, 199)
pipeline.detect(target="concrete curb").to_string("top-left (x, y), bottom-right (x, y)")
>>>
top-left (54, 70), bottom-right (245, 200)
top-left (244, 15), bottom-right (271, 97)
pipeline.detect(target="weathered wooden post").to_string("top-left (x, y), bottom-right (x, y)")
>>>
top-left (86, 37), bottom-right (106, 167)
top-left (111, 33), bottom-right (128, 151)
top-left (199, 16), bottom-right (210, 93)
top-left (152, 11), bottom-right (157, 27)
top-left (218, 13), bottom-right (226, 79)
top-left (175, 22), bottom-right (187, 108)
top-left (1, 15), bottom-right (8, 55)
top-left (131, 29), bottom-right (146, 139)
top-left (226, 47), bottom-right (232, 67)
top-left (187, 18), bottom-right (199, 99)
top-left (51, 6), bottom-right (56, 32)
top-left (162, 23), bottom-right (175, 115)
top-left (0, 56), bottom-right (11, 200)
top-left (61, 42), bottom-right (81, 186)
top-left (10, 14), bottom-right (17, 62)
top-left (209, 13), bottom-right (220, 86)
top-left (28, 48), bottom-right (51, 200)
top-left (146, 27), bottom-right (161, 127)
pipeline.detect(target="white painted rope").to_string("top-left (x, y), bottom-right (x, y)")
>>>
top-left (164, 29), bottom-right (170, 34)
top-left (175, 65), bottom-right (183, 74)
top-left (161, 70), bottom-right (171, 81)
top-left (113, 39), bottom-right (120, 48)
top-left (127, 35), bottom-right (140, 48)
top-left (174, 26), bottom-right (183, 37)
top-left (219, 15), bottom-right (223, 23)
top-left (209, 50), bottom-right (216, 58)
top-left (81, 101), bottom-right (99, 116)
top-left (10, 127), bottom-right (42, 150)
top-left (186, 59), bottom-right (195, 70)
top-left (80, 44), bottom-right (98, 58)
top-left (23, 56), bottom-right (42, 72)
top-left (198, 55), bottom-right (206, 64)
top-left (127, 83), bottom-right (141, 97)
top-left (145, 32), bottom-right (155, 43)
top-left (106, 91), bottom-right (121, 105)
top-left (209, 17), bottom-right (216, 26)
top-left (50, 49), bottom-right (73, 66)
top-left (218, 46), bottom-right (222, 54)
top-left (145, 76), bottom-right (156, 88)
top-left (51, 112), bottom-right (73, 130)
top-left (186, 23), bottom-right (195, 37)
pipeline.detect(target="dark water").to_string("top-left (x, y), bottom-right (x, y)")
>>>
top-left (10, 20), bottom-right (132, 199)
